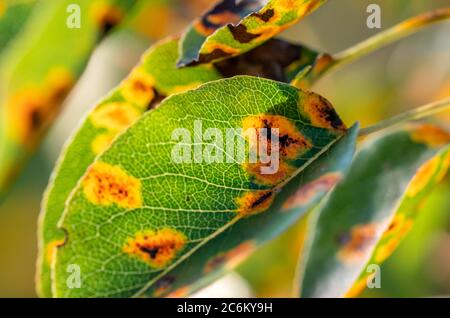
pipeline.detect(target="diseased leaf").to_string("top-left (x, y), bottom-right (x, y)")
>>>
top-left (144, 124), bottom-right (359, 298)
top-left (0, 0), bottom-right (137, 197)
top-left (177, 0), bottom-right (326, 67)
top-left (37, 37), bottom-right (323, 297)
top-left (0, 0), bottom-right (36, 53)
top-left (51, 76), bottom-right (346, 297)
top-left (298, 124), bottom-right (450, 298)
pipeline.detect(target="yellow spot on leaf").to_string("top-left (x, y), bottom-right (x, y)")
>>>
top-left (407, 156), bottom-right (440, 197)
top-left (45, 239), bottom-right (65, 265)
top-left (121, 68), bottom-right (156, 108)
top-left (244, 161), bottom-right (295, 186)
top-left (236, 190), bottom-right (275, 216)
top-left (169, 82), bottom-right (203, 95)
top-left (90, 2), bottom-right (123, 30)
top-left (410, 124), bottom-right (450, 148)
top-left (123, 228), bottom-right (186, 268)
top-left (90, 102), bottom-right (141, 131)
top-left (91, 133), bottom-right (115, 155)
top-left (344, 272), bottom-right (376, 298)
top-left (82, 162), bottom-right (142, 208)
top-left (338, 223), bottom-right (377, 264)
top-left (282, 172), bottom-right (343, 210)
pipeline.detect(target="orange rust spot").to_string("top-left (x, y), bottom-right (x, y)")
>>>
top-left (121, 68), bottom-right (155, 108)
top-left (407, 156), bottom-right (440, 197)
top-left (90, 102), bottom-right (141, 131)
top-left (243, 114), bottom-right (312, 160)
top-left (410, 124), bottom-right (450, 148)
top-left (302, 92), bottom-right (346, 133)
top-left (244, 161), bottom-right (295, 186)
top-left (337, 223), bottom-right (377, 264)
top-left (45, 239), bottom-right (65, 265)
top-left (91, 2), bottom-right (124, 31)
top-left (375, 216), bottom-right (414, 263)
top-left (169, 82), bottom-right (203, 95)
top-left (282, 172), bottom-right (343, 210)
top-left (236, 190), bottom-right (275, 216)
top-left (7, 68), bottom-right (74, 146)
top-left (91, 133), bottom-right (115, 155)
top-left (165, 286), bottom-right (190, 298)
top-left (123, 228), bottom-right (186, 268)
top-left (204, 241), bottom-right (256, 273)
top-left (344, 273), bottom-right (375, 298)
top-left (82, 162), bottom-right (142, 209)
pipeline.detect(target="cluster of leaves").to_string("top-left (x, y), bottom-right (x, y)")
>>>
top-left (1, 0), bottom-right (448, 298)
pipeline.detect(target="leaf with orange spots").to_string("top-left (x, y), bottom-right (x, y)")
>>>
top-left (177, 0), bottom-right (326, 67)
top-left (297, 124), bottom-right (450, 298)
top-left (48, 76), bottom-right (345, 297)
top-left (37, 36), bottom-right (329, 298)
top-left (143, 124), bottom-right (358, 297)
top-left (0, 0), bottom-right (138, 199)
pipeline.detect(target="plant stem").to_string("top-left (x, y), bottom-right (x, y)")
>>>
top-left (326, 8), bottom-right (450, 75)
top-left (359, 98), bottom-right (450, 136)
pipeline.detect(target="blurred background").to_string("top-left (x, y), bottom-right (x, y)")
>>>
top-left (0, 0), bottom-right (449, 297)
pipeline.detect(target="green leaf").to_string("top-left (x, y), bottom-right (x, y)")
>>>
top-left (297, 124), bottom-right (450, 298)
top-left (0, 0), bottom-right (137, 197)
top-left (177, 0), bottom-right (326, 67)
top-left (50, 75), bottom-right (345, 297)
top-left (0, 0), bottom-right (37, 53)
top-left (144, 124), bottom-right (359, 298)
top-left (36, 37), bottom-right (323, 297)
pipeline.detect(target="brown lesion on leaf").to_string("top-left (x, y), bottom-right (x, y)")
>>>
top-left (236, 190), bottom-right (275, 216)
top-left (252, 8), bottom-right (275, 22)
top-left (91, 2), bottom-right (124, 36)
top-left (282, 172), bottom-right (343, 210)
top-left (337, 223), bottom-right (377, 264)
top-left (375, 214), bottom-right (413, 263)
top-left (410, 124), bottom-right (450, 148)
top-left (228, 24), bottom-right (260, 43)
top-left (82, 162), bottom-right (142, 209)
top-left (197, 43), bottom-right (240, 64)
top-left (204, 241), bottom-right (256, 273)
top-left (120, 68), bottom-right (156, 108)
top-left (123, 228), bottom-right (187, 268)
top-left (302, 92), bottom-right (346, 133)
top-left (7, 68), bottom-right (74, 147)
top-left (244, 161), bottom-right (295, 186)
top-left (153, 276), bottom-right (176, 297)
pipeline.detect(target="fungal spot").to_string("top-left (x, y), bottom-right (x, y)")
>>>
top-left (197, 43), bottom-right (240, 64)
top-left (302, 92), bottom-right (346, 133)
top-left (375, 215), bottom-right (413, 263)
top-left (7, 68), bottom-right (74, 146)
top-left (244, 161), bottom-right (294, 185)
top-left (236, 190), bottom-right (275, 216)
top-left (406, 156), bottom-right (440, 197)
top-left (252, 9), bottom-right (275, 22)
top-left (123, 228), bottom-right (186, 268)
top-left (82, 162), bottom-right (142, 208)
top-left (228, 24), bottom-right (260, 43)
top-left (169, 82), bottom-right (203, 95)
top-left (91, 2), bottom-right (124, 35)
top-left (374, 238), bottom-right (399, 264)
top-left (121, 68), bottom-right (156, 108)
top-left (204, 241), bottom-right (256, 273)
top-left (337, 223), bottom-right (377, 264)
top-left (282, 172), bottom-right (343, 210)
top-left (45, 239), bottom-right (65, 265)
top-left (91, 133), bottom-right (115, 155)
top-left (243, 114), bottom-right (312, 160)
top-left (166, 286), bottom-right (190, 298)
top-left (153, 276), bottom-right (176, 297)
top-left (344, 274), bottom-right (374, 298)
top-left (410, 124), bottom-right (450, 148)
top-left (90, 102), bottom-right (141, 131)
